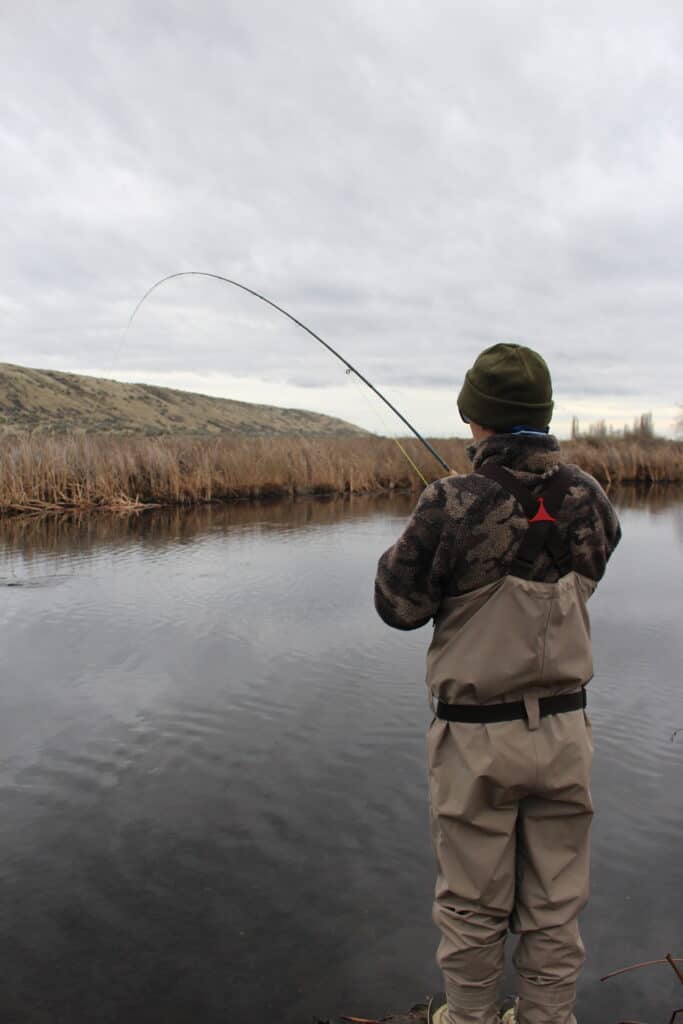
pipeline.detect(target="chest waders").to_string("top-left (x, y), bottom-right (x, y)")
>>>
top-left (426, 465), bottom-right (596, 1024)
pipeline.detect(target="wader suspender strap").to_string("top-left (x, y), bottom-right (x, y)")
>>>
top-left (477, 464), bottom-right (575, 579)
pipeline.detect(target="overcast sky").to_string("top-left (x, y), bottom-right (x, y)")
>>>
top-left (2, 1), bottom-right (682, 437)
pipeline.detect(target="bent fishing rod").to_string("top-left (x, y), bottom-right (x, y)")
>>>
top-left (127, 272), bottom-right (451, 481)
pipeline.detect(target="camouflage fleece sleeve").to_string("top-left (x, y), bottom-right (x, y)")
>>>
top-left (567, 468), bottom-right (622, 580)
top-left (374, 481), bottom-right (448, 630)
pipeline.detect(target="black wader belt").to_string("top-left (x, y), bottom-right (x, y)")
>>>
top-left (435, 688), bottom-right (586, 723)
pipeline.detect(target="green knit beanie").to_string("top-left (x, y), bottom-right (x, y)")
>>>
top-left (457, 343), bottom-right (554, 431)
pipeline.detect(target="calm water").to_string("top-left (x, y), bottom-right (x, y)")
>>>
top-left (0, 492), bottom-right (681, 1024)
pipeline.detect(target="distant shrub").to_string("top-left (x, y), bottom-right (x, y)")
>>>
top-left (571, 411), bottom-right (660, 442)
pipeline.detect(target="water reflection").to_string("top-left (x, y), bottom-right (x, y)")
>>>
top-left (0, 492), bottom-right (415, 563)
top-left (1, 484), bottom-right (681, 563)
top-left (608, 483), bottom-right (683, 511)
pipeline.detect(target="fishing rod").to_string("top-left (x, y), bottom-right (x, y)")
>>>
top-left (127, 272), bottom-right (451, 481)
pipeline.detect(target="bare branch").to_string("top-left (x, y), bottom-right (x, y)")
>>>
top-left (601, 957), bottom-right (683, 982)
top-left (667, 954), bottom-right (683, 986)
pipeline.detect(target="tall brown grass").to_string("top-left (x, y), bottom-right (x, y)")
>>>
top-left (0, 433), bottom-right (681, 514)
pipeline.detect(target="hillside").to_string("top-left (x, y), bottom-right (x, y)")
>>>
top-left (0, 363), bottom-right (368, 437)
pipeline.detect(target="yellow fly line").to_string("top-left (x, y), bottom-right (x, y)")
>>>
top-left (391, 437), bottom-right (430, 486)
top-left (344, 363), bottom-right (434, 486)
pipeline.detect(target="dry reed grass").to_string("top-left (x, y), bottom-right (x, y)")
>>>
top-left (0, 433), bottom-right (681, 514)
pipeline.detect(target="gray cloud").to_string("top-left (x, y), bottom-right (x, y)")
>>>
top-left (1, 1), bottom-right (682, 433)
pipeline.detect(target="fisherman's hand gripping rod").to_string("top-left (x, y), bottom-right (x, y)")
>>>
top-left (127, 272), bottom-right (452, 483)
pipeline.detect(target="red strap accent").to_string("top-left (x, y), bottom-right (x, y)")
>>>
top-left (529, 497), bottom-right (557, 523)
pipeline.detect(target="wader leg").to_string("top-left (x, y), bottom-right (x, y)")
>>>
top-left (428, 722), bottom-right (519, 1024)
top-left (511, 738), bottom-right (593, 1024)
top-left (433, 900), bottom-right (508, 1024)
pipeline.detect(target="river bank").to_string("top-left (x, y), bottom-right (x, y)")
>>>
top-left (0, 432), bottom-right (681, 514)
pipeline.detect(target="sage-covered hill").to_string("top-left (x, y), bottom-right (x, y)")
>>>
top-left (0, 362), bottom-right (368, 437)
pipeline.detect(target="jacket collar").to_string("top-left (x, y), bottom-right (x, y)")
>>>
top-left (467, 432), bottom-right (561, 474)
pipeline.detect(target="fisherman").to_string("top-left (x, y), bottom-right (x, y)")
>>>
top-left (374, 344), bottom-right (621, 1024)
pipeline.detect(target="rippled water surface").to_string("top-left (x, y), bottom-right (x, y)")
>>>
top-left (0, 492), bottom-right (681, 1023)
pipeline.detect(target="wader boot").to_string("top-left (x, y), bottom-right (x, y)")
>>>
top-left (428, 992), bottom-right (520, 1023)
top-left (426, 466), bottom-right (594, 1024)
